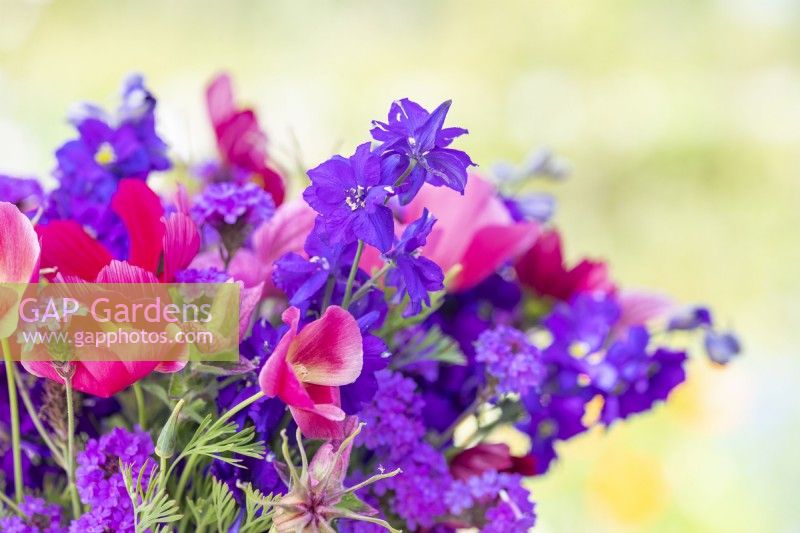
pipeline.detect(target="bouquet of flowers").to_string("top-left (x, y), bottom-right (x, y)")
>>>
top-left (0, 73), bottom-right (740, 532)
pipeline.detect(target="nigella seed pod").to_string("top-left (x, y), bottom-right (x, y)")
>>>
top-left (155, 398), bottom-right (185, 459)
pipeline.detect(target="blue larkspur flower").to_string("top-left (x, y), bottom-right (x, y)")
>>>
top-left (46, 74), bottom-right (170, 257)
top-left (385, 208), bottom-right (444, 316)
top-left (304, 142), bottom-right (396, 251)
top-left (371, 98), bottom-right (475, 203)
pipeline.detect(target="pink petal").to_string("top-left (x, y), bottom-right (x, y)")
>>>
top-left (38, 221), bottom-right (112, 281)
top-left (259, 310), bottom-right (316, 410)
top-left (0, 203), bottom-right (40, 284)
top-left (206, 72), bottom-right (235, 130)
top-left (286, 306), bottom-right (363, 387)
top-left (112, 179), bottom-right (165, 273)
top-left (290, 385), bottom-right (346, 439)
top-left (455, 221), bottom-right (540, 292)
top-left (408, 175), bottom-right (522, 285)
top-left (96, 260), bottom-right (159, 284)
top-left (154, 361), bottom-right (187, 373)
top-left (290, 407), bottom-right (346, 440)
top-left (613, 290), bottom-right (674, 337)
top-left (252, 200), bottom-right (316, 266)
top-left (227, 249), bottom-right (266, 289)
top-left (161, 213), bottom-right (200, 282)
top-left (238, 281), bottom-right (264, 339)
top-left (22, 360), bottom-right (161, 398)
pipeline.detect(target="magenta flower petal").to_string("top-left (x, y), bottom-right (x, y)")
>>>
top-left (38, 220), bottom-right (112, 281)
top-left (288, 306), bottom-right (363, 387)
top-left (161, 212), bottom-right (200, 282)
top-left (112, 179), bottom-right (165, 273)
top-left (0, 202), bottom-right (39, 284)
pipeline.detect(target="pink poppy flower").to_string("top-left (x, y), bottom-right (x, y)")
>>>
top-left (363, 174), bottom-right (539, 293)
top-left (0, 202), bottom-right (41, 338)
top-left (259, 306), bottom-right (363, 439)
top-left (514, 228), bottom-right (615, 301)
top-left (207, 72), bottom-right (285, 205)
top-left (25, 180), bottom-right (201, 397)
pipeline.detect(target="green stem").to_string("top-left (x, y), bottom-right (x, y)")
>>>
top-left (171, 390), bottom-right (265, 503)
top-left (159, 455), bottom-right (167, 491)
top-left (14, 372), bottom-right (66, 467)
top-left (390, 159), bottom-right (417, 193)
top-left (321, 275), bottom-right (335, 311)
top-left (1, 338), bottom-right (23, 503)
top-left (349, 262), bottom-right (392, 305)
top-left (132, 382), bottom-right (146, 430)
top-left (342, 241), bottom-right (365, 310)
top-left (173, 454), bottom-right (198, 506)
top-left (0, 489), bottom-right (21, 516)
top-left (64, 374), bottom-right (81, 519)
top-left (433, 387), bottom-right (490, 448)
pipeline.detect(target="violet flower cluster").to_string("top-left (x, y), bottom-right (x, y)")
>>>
top-left (0, 73), bottom-right (740, 532)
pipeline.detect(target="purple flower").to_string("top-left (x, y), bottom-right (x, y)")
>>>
top-left (544, 293), bottom-right (621, 352)
top-left (668, 305), bottom-right (713, 330)
top-left (304, 142), bottom-right (396, 251)
top-left (385, 208), bottom-right (444, 316)
top-left (704, 330), bottom-right (741, 365)
top-left (174, 267), bottom-right (231, 284)
top-left (519, 393), bottom-right (588, 474)
top-left (75, 428), bottom-right (154, 520)
top-left (371, 98), bottom-right (474, 203)
top-left (70, 505), bottom-right (133, 533)
top-left (0, 175), bottom-right (46, 213)
top-left (475, 326), bottom-right (546, 396)
top-left (358, 370), bottom-right (425, 461)
top-left (45, 74), bottom-right (169, 257)
top-left (192, 181), bottom-right (275, 230)
top-left (340, 313), bottom-right (390, 413)
top-left (273, 220), bottom-right (358, 311)
top-left (445, 471), bottom-right (535, 531)
top-left (373, 443), bottom-right (453, 530)
top-left (0, 495), bottom-right (64, 533)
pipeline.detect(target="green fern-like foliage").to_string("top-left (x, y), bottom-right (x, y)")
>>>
top-left (187, 477), bottom-right (238, 532)
top-left (168, 414), bottom-right (265, 479)
top-left (121, 460), bottom-right (183, 533)
top-left (238, 481), bottom-right (278, 533)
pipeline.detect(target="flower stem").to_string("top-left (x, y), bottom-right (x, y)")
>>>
top-left (64, 374), bottom-right (81, 518)
top-left (0, 489), bottom-right (21, 516)
top-left (171, 390), bottom-right (265, 503)
top-left (392, 159), bottom-right (417, 190)
top-left (132, 382), bottom-right (146, 430)
top-left (321, 275), bottom-right (336, 311)
top-left (1, 338), bottom-right (23, 503)
top-left (342, 240), bottom-right (365, 310)
top-left (14, 372), bottom-right (66, 467)
top-left (350, 262), bottom-right (392, 304)
top-left (433, 387), bottom-right (490, 448)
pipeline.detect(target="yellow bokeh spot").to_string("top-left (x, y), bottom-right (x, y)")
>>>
top-left (581, 394), bottom-right (604, 426)
top-left (586, 447), bottom-right (668, 525)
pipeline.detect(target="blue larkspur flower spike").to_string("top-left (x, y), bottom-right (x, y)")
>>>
top-left (385, 207), bottom-right (445, 317)
top-left (371, 98), bottom-right (475, 204)
top-left (304, 142), bottom-right (396, 252)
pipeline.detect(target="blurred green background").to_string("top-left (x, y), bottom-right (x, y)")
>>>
top-left (0, 1), bottom-right (797, 531)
